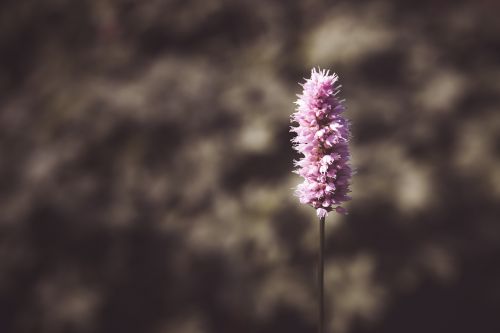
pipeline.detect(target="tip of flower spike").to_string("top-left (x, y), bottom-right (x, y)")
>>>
top-left (312, 67), bottom-right (328, 75)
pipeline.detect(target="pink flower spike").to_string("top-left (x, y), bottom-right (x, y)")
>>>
top-left (290, 68), bottom-right (352, 219)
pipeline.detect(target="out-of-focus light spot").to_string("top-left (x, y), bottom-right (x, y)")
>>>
top-left (419, 244), bottom-right (457, 282)
top-left (254, 268), bottom-right (315, 321)
top-left (351, 143), bottom-right (401, 201)
top-left (307, 6), bottom-right (393, 65)
top-left (328, 254), bottom-right (386, 333)
top-left (159, 313), bottom-right (207, 333)
top-left (455, 122), bottom-right (490, 170)
top-left (37, 277), bottom-right (100, 331)
top-left (397, 163), bottom-right (431, 213)
top-left (239, 120), bottom-right (272, 152)
top-left (26, 149), bottom-right (58, 183)
top-left (492, 169), bottom-right (500, 198)
top-left (417, 70), bottom-right (465, 112)
top-left (454, 116), bottom-right (500, 197)
top-left (352, 143), bottom-right (434, 215)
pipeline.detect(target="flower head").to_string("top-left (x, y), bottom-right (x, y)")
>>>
top-left (291, 68), bottom-right (352, 218)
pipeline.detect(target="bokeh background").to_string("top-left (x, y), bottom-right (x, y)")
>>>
top-left (1, 0), bottom-right (500, 332)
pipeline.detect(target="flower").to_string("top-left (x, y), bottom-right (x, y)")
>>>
top-left (290, 68), bottom-right (352, 218)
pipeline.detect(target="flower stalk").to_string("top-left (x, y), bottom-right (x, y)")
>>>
top-left (291, 68), bottom-right (352, 333)
top-left (318, 216), bottom-right (325, 333)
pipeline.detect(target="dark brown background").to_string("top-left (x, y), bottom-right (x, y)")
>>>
top-left (1, 0), bottom-right (500, 332)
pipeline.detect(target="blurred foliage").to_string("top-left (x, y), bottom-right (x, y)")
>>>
top-left (1, 0), bottom-right (500, 332)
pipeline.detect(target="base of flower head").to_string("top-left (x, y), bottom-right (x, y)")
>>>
top-left (316, 206), bottom-right (348, 219)
top-left (316, 208), bottom-right (328, 218)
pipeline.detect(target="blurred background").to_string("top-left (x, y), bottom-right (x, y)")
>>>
top-left (1, 0), bottom-right (500, 332)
